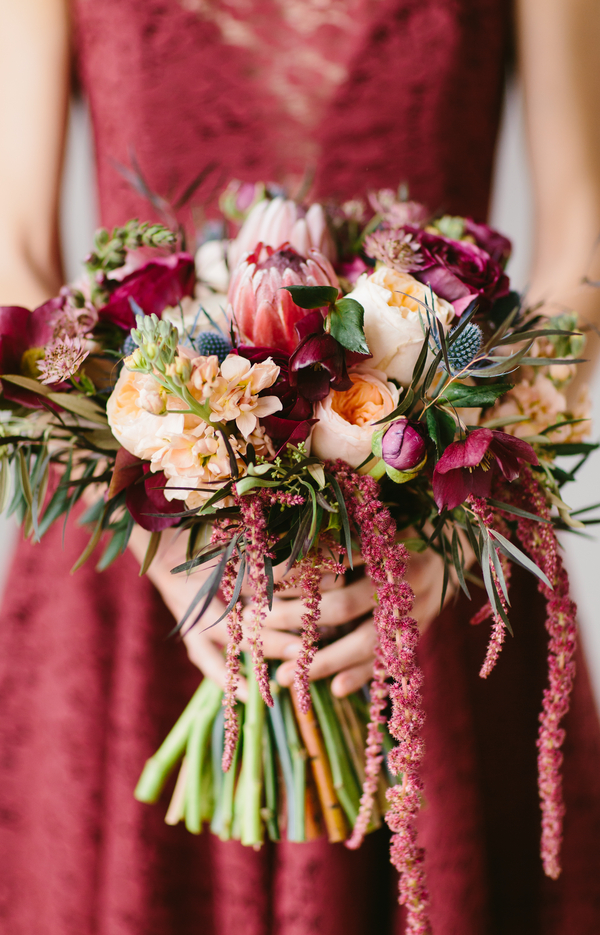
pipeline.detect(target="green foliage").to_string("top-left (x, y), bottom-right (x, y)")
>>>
top-left (282, 285), bottom-right (339, 309)
top-left (439, 382), bottom-right (512, 409)
top-left (328, 298), bottom-right (370, 354)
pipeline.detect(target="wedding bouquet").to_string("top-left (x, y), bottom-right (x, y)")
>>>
top-left (0, 182), bottom-right (595, 933)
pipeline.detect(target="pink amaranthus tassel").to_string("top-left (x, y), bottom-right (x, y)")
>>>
top-left (209, 521), bottom-right (244, 770)
top-left (291, 548), bottom-right (345, 714)
top-left (332, 462), bottom-right (431, 935)
top-left (237, 492), bottom-right (274, 707)
top-left (500, 468), bottom-right (578, 879)
top-left (468, 497), bottom-right (513, 678)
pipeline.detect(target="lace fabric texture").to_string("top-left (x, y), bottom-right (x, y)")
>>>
top-left (74, 0), bottom-right (511, 235)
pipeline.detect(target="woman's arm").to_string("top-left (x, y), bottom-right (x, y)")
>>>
top-left (0, 0), bottom-right (70, 306)
top-left (518, 0), bottom-right (600, 388)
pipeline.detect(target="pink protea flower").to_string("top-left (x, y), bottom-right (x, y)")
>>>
top-left (227, 244), bottom-right (339, 355)
top-left (227, 196), bottom-right (336, 269)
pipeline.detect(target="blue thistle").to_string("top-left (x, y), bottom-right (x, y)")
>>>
top-left (446, 322), bottom-right (483, 373)
top-left (194, 331), bottom-right (232, 363)
top-left (441, 322), bottom-right (483, 374)
top-left (121, 333), bottom-right (137, 358)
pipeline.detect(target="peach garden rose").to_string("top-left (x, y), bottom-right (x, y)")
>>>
top-left (310, 368), bottom-right (399, 468)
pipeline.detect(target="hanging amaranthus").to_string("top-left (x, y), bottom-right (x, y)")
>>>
top-left (333, 463), bottom-right (431, 935)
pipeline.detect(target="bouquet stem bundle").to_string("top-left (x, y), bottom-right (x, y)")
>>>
top-left (135, 657), bottom-right (390, 847)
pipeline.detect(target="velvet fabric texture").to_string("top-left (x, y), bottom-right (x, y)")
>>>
top-left (1, 1), bottom-right (600, 932)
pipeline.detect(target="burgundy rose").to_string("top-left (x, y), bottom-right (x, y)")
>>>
top-left (463, 219), bottom-right (512, 266)
top-left (98, 252), bottom-right (196, 330)
top-left (432, 428), bottom-right (538, 511)
top-left (402, 227), bottom-right (510, 315)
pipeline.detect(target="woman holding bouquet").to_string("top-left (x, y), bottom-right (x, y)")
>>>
top-left (1, 1), bottom-right (600, 934)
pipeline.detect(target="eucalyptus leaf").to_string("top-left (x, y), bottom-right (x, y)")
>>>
top-left (488, 528), bottom-right (552, 589)
top-left (439, 383), bottom-right (512, 409)
top-left (46, 392), bottom-right (108, 425)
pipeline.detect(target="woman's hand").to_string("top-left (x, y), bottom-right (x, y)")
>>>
top-left (128, 525), bottom-right (458, 700)
top-left (274, 545), bottom-right (457, 696)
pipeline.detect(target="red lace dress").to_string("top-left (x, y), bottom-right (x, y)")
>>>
top-left (1, 2), bottom-right (600, 934)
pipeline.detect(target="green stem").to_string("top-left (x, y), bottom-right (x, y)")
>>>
top-left (281, 690), bottom-right (306, 842)
top-left (134, 679), bottom-right (215, 804)
top-left (310, 680), bottom-right (361, 824)
top-left (184, 680), bottom-right (223, 834)
top-left (262, 719), bottom-right (280, 841)
top-left (268, 682), bottom-right (299, 841)
top-left (210, 708), bottom-right (225, 836)
top-left (239, 654), bottom-right (265, 847)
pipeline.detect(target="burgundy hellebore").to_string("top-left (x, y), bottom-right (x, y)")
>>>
top-left (98, 252), bottom-right (196, 330)
top-left (108, 448), bottom-right (182, 531)
top-left (0, 299), bottom-right (65, 407)
top-left (289, 310), bottom-right (353, 402)
top-left (432, 428), bottom-right (538, 511)
top-left (381, 418), bottom-right (427, 472)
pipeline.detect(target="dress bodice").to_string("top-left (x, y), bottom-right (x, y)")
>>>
top-left (73, 0), bottom-right (511, 235)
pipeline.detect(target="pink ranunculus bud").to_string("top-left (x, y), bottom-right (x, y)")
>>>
top-left (227, 244), bottom-right (339, 355)
top-left (227, 197), bottom-right (336, 269)
top-left (381, 419), bottom-right (426, 472)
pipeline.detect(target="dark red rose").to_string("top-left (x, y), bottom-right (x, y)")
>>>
top-left (463, 219), bottom-right (512, 266)
top-left (401, 227), bottom-right (510, 315)
top-left (98, 252), bottom-right (196, 330)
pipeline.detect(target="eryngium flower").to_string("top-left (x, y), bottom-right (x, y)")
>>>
top-left (434, 322), bottom-right (483, 374)
top-left (38, 336), bottom-right (89, 385)
top-left (228, 244), bottom-right (339, 355)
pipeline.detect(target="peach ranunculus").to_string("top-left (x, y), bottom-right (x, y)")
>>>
top-left (310, 369), bottom-right (400, 468)
top-left (488, 373), bottom-right (591, 443)
top-left (346, 267), bottom-right (454, 385)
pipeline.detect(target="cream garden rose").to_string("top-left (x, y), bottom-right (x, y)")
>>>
top-left (310, 368), bottom-right (399, 468)
top-left (347, 267), bottom-right (454, 385)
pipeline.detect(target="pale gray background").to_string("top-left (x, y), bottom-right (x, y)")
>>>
top-left (2, 84), bottom-right (599, 709)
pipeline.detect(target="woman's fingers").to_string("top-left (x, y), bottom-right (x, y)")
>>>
top-left (238, 627), bottom-right (302, 660)
top-left (331, 661), bottom-right (374, 698)
top-left (255, 575), bottom-right (376, 633)
top-left (183, 627), bottom-right (249, 702)
top-left (275, 619), bottom-right (376, 686)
